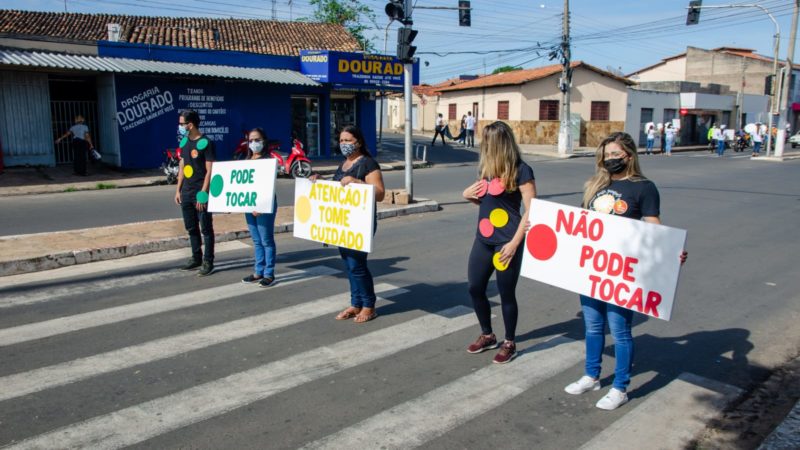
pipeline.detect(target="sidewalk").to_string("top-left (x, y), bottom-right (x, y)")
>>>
top-left (0, 198), bottom-right (439, 277)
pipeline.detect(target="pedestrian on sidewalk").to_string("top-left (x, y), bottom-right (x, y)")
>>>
top-left (645, 124), bottom-right (655, 155)
top-left (173, 110), bottom-right (216, 276)
top-left (311, 125), bottom-right (385, 324)
top-left (714, 125), bottom-right (727, 157)
top-left (55, 115), bottom-right (95, 176)
top-left (664, 123), bottom-right (676, 156)
top-left (752, 122), bottom-right (764, 157)
top-left (465, 111), bottom-right (476, 147)
top-left (432, 113), bottom-right (447, 146)
top-left (240, 127), bottom-right (278, 288)
top-left (564, 131), bottom-right (687, 410)
top-left (462, 121), bottom-right (536, 365)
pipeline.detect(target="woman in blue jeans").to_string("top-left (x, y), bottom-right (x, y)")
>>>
top-left (564, 132), bottom-right (686, 410)
top-left (241, 128), bottom-right (278, 287)
top-left (311, 125), bottom-right (385, 323)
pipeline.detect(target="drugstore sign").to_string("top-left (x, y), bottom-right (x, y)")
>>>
top-left (300, 50), bottom-right (419, 90)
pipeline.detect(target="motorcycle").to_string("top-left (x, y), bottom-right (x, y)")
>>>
top-left (269, 138), bottom-right (312, 178)
top-left (734, 133), bottom-right (750, 152)
top-left (161, 147), bottom-right (181, 184)
top-left (231, 131), bottom-right (249, 160)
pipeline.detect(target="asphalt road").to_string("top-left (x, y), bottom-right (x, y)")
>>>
top-left (1, 151), bottom-right (799, 448)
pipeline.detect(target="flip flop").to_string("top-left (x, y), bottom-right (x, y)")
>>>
top-left (336, 307), bottom-right (361, 320)
top-left (353, 311), bottom-right (378, 323)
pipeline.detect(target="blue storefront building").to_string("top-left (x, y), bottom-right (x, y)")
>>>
top-left (0, 18), bottom-right (418, 169)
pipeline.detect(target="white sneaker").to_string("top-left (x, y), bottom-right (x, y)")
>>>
top-left (595, 388), bottom-right (628, 410)
top-left (564, 375), bottom-right (600, 395)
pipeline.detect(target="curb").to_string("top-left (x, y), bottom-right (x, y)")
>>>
top-left (758, 399), bottom-right (800, 450)
top-left (0, 200), bottom-right (439, 277)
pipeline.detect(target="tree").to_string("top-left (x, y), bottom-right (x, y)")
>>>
top-left (492, 66), bottom-right (522, 75)
top-left (305, 0), bottom-right (377, 52)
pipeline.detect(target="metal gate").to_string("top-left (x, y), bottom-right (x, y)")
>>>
top-left (51, 101), bottom-right (98, 164)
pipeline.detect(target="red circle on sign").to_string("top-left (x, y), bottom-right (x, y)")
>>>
top-left (526, 224), bottom-right (558, 261)
top-left (478, 218), bottom-right (494, 238)
top-left (488, 178), bottom-right (505, 196)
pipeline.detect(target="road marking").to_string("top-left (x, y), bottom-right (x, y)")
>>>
top-left (579, 372), bottom-right (743, 450)
top-left (303, 336), bottom-right (582, 449)
top-left (0, 284), bottom-right (407, 402)
top-left (0, 265), bottom-right (339, 347)
top-left (8, 305), bottom-right (477, 450)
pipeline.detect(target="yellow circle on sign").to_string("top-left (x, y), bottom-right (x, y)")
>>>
top-left (489, 208), bottom-right (509, 228)
top-left (295, 195), bottom-right (311, 223)
top-left (183, 164), bottom-right (194, 179)
top-left (493, 252), bottom-right (509, 272)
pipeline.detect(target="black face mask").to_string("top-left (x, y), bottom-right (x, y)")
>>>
top-left (603, 157), bottom-right (627, 174)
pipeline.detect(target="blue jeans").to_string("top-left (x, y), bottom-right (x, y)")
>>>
top-left (580, 295), bottom-right (634, 392)
top-left (753, 141), bottom-right (762, 154)
top-left (245, 209), bottom-right (276, 278)
top-left (338, 247), bottom-right (376, 308)
top-left (646, 138), bottom-right (654, 154)
top-left (665, 137), bottom-right (674, 154)
top-left (717, 139), bottom-right (726, 156)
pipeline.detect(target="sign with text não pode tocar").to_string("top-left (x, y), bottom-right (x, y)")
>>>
top-left (207, 159), bottom-right (277, 213)
top-left (521, 199), bottom-right (687, 321)
top-left (293, 178), bottom-right (375, 252)
top-left (299, 51), bottom-right (419, 90)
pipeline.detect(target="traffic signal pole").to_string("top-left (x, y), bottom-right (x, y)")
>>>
top-left (404, 62), bottom-right (414, 199)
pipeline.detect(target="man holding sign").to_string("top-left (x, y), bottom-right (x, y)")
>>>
top-left (523, 132), bottom-right (687, 411)
top-left (299, 126), bottom-right (385, 324)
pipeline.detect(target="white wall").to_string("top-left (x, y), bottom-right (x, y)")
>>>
top-left (625, 89), bottom-right (680, 147)
top-left (629, 57), bottom-right (686, 83)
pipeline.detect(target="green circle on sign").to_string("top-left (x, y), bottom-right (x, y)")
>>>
top-left (196, 191), bottom-right (209, 203)
top-left (210, 174), bottom-right (224, 198)
top-left (196, 138), bottom-right (209, 150)
top-left (179, 137), bottom-right (188, 148)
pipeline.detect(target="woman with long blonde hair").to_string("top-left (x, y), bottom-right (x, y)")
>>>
top-left (566, 131), bottom-right (686, 410)
top-left (462, 121), bottom-right (536, 364)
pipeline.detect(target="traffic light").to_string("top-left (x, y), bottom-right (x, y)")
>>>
top-left (459, 1), bottom-right (471, 27)
top-left (397, 26), bottom-right (418, 62)
top-left (686, 0), bottom-right (702, 26)
top-left (386, 0), bottom-right (411, 25)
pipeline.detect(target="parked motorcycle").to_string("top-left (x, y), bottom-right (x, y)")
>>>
top-left (162, 147), bottom-right (181, 184)
top-left (269, 138), bottom-right (312, 178)
top-left (231, 130), bottom-right (249, 160)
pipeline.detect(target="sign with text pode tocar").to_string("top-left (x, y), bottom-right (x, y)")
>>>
top-left (520, 199), bottom-right (687, 321)
top-left (293, 178), bottom-right (375, 252)
top-left (299, 50), bottom-right (419, 90)
top-left (207, 159), bottom-right (277, 213)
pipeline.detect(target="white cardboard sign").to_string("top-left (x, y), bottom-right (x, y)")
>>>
top-left (207, 159), bottom-right (277, 213)
top-left (293, 178), bottom-right (375, 252)
top-left (520, 199), bottom-right (687, 321)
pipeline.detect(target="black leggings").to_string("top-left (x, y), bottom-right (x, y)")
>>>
top-left (467, 238), bottom-right (524, 341)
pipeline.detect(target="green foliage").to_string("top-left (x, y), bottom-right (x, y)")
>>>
top-left (64, 187), bottom-right (78, 192)
top-left (492, 66), bottom-right (522, 75)
top-left (305, 0), bottom-right (377, 52)
top-left (96, 183), bottom-right (117, 190)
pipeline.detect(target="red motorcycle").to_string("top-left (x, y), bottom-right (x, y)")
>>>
top-left (232, 130), bottom-right (249, 160)
top-left (268, 138), bottom-right (312, 178)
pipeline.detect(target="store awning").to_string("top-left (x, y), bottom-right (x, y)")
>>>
top-left (0, 48), bottom-right (320, 87)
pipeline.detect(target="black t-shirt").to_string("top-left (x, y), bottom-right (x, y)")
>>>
top-left (332, 156), bottom-right (380, 182)
top-left (587, 178), bottom-right (660, 220)
top-left (475, 161), bottom-right (535, 245)
top-left (180, 134), bottom-right (216, 202)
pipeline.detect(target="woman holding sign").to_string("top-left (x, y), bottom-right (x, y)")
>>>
top-left (240, 128), bottom-right (278, 287)
top-left (311, 126), bottom-right (385, 323)
top-left (462, 122), bottom-right (536, 364)
top-left (564, 131), bottom-right (686, 410)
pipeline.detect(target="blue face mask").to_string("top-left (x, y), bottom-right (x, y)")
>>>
top-left (340, 142), bottom-right (357, 156)
top-left (178, 125), bottom-right (188, 136)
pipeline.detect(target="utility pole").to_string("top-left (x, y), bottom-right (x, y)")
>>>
top-left (378, 20), bottom-right (394, 153)
top-left (775, 0), bottom-right (799, 158)
top-left (557, 0), bottom-right (573, 157)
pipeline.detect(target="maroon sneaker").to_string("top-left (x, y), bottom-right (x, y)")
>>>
top-left (467, 333), bottom-right (498, 354)
top-left (492, 341), bottom-right (516, 364)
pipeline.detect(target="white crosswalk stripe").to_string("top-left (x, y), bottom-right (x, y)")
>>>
top-left (0, 284), bottom-right (407, 402)
top-left (8, 305), bottom-right (477, 450)
top-left (0, 265), bottom-right (338, 347)
top-left (303, 335), bottom-right (583, 449)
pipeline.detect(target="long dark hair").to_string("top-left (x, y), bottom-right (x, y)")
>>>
top-left (247, 127), bottom-right (267, 159)
top-left (340, 125), bottom-right (371, 157)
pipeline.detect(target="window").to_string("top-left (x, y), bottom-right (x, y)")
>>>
top-left (663, 108), bottom-right (677, 125)
top-left (590, 101), bottom-right (610, 121)
top-left (448, 103), bottom-right (457, 120)
top-left (497, 101), bottom-right (509, 120)
top-left (539, 100), bottom-right (559, 120)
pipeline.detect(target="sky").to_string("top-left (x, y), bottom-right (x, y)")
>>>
top-left (4, 0), bottom-right (798, 84)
